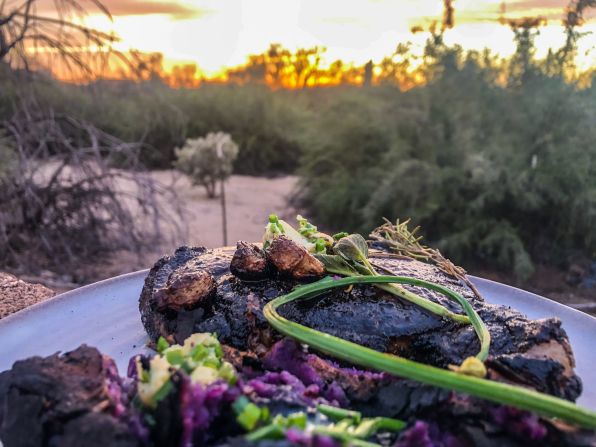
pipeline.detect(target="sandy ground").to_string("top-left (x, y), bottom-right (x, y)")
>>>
top-left (0, 272), bottom-right (56, 318)
top-left (95, 172), bottom-right (300, 281)
top-left (162, 172), bottom-right (300, 248)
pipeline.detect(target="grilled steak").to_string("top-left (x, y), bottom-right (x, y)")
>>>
top-left (139, 244), bottom-right (582, 405)
top-left (0, 345), bottom-right (139, 447)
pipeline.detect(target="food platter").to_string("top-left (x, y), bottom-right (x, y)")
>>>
top-left (1, 268), bottom-right (596, 412)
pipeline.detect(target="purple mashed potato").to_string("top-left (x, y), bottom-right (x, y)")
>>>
top-left (180, 378), bottom-right (241, 447)
top-left (395, 421), bottom-right (465, 447)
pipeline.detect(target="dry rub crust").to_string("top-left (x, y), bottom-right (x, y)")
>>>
top-left (266, 236), bottom-right (325, 280)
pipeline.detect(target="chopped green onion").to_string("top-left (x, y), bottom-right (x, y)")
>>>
top-left (263, 275), bottom-right (596, 429)
top-left (234, 397), bottom-right (270, 431)
top-left (151, 380), bottom-right (174, 405)
top-left (286, 412), bottom-right (308, 430)
top-left (317, 404), bottom-right (362, 423)
top-left (353, 417), bottom-right (406, 437)
top-left (156, 336), bottom-right (169, 354)
top-left (237, 403), bottom-right (263, 431)
top-left (165, 348), bottom-right (185, 365)
top-left (332, 232), bottom-right (349, 240)
top-left (191, 344), bottom-right (209, 361)
top-left (245, 424), bottom-right (285, 441)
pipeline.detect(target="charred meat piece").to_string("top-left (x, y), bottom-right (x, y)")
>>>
top-left (230, 242), bottom-right (270, 281)
top-left (154, 266), bottom-right (216, 312)
top-left (140, 246), bottom-right (229, 342)
top-left (0, 345), bottom-right (139, 447)
top-left (266, 236), bottom-right (325, 280)
top-left (139, 245), bottom-right (582, 406)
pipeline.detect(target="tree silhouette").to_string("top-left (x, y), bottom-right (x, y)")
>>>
top-left (0, 0), bottom-right (118, 76)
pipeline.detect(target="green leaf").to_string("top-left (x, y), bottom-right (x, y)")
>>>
top-left (333, 234), bottom-right (369, 263)
top-left (332, 232), bottom-right (349, 241)
top-left (314, 254), bottom-right (359, 276)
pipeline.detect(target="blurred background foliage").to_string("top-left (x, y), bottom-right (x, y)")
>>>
top-left (1, 2), bottom-right (595, 284)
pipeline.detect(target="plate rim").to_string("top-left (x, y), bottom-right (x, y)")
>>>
top-left (1, 270), bottom-right (594, 325)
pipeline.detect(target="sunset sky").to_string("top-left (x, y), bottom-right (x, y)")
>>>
top-left (49, 0), bottom-right (596, 75)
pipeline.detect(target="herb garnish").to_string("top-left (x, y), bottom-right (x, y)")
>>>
top-left (317, 233), bottom-right (471, 325)
top-left (369, 218), bottom-right (484, 301)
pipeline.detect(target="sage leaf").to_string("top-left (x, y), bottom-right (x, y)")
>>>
top-left (314, 253), bottom-right (359, 277)
top-left (333, 234), bottom-right (369, 263)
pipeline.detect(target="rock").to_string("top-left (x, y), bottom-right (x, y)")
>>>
top-left (0, 272), bottom-right (55, 319)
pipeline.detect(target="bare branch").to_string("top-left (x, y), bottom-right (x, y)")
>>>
top-left (0, 97), bottom-right (184, 279)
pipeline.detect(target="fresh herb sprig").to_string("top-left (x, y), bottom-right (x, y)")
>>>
top-left (263, 275), bottom-right (596, 429)
top-left (369, 218), bottom-right (484, 301)
top-left (319, 233), bottom-right (471, 325)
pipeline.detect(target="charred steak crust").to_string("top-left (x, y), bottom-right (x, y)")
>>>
top-left (230, 242), bottom-right (270, 280)
top-left (0, 345), bottom-right (138, 447)
top-left (139, 246), bottom-right (214, 340)
top-left (139, 244), bottom-right (583, 405)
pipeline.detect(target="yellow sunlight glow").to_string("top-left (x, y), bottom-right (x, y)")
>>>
top-left (81, 0), bottom-right (595, 76)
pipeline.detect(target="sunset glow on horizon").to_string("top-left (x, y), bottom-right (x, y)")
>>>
top-left (57, 0), bottom-right (596, 76)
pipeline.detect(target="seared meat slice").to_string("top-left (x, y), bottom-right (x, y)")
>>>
top-left (139, 245), bottom-right (582, 404)
top-left (154, 266), bottom-right (216, 312)
top-left (230, 242), bottom-right (270, 280)
top-left (266, 236), bottom-right (325, 280)
top-left (140, 246), bottom-right (229, 343)
top-left (0, 345), bottom-right (139, 447)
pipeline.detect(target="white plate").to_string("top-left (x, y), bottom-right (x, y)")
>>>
top-left (1, 271), bottom-right (595, 409)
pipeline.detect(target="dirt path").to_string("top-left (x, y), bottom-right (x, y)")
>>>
top-left (95, 173), bottom-right (300, 282)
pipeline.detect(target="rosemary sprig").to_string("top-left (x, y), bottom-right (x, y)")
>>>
top-left (369, 218), bottom-right (484, 301)
top-left (263, 275), bottom-right (596, 429)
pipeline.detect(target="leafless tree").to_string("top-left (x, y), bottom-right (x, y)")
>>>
top-left (0, 1), bottom-right (184, 283)
top-left (0, 0), bottom-right (123, 76)
top-left (0, 93), bottom-right (184, 280)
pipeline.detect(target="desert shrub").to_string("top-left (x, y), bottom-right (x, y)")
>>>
top-left (174, 132), bottom-right (239, 198)
top-left (180, 84), bottom-right (309, 175)
top-left (297, 58), bottom-right (596, 280)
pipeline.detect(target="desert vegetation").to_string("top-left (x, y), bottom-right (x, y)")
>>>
top-left (0, 0), bottom-right (595, 292)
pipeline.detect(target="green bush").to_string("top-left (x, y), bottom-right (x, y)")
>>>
top-left (174, 132), bottom-right (239, 198)
top-left (296, 53), bottom-right (596, 281)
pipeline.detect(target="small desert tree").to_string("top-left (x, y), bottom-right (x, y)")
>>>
top-left (174, 132), bottom-right (239, 198)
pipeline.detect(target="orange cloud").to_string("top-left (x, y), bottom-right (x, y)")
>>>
top-left (503, 0), bottom-right (596, 18)
top-left (101, 0), bottom-right (207, 19)
top-left (34, 0), bottom-right (206, 20)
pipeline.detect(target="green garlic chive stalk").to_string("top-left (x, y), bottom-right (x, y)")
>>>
top-left (263, 275), bottom-right (596, 429)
